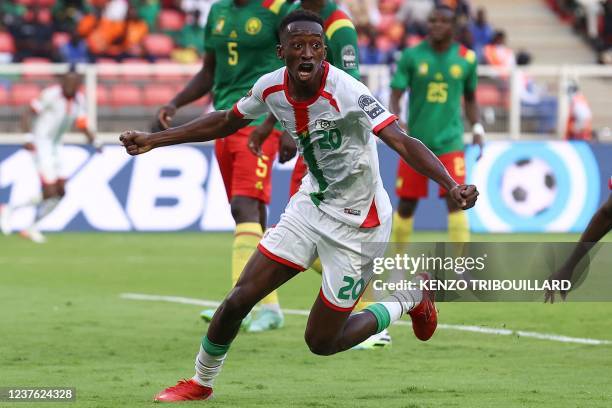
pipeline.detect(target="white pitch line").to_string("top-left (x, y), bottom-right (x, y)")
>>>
top-left (120, 293), bottom-right (611, 346)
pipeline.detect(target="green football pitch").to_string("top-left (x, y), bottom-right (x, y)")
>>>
top-left (1, 232), bottom-right (611, 408)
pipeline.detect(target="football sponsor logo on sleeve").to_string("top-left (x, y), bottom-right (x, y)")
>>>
top-left (358, 95), bottom-right (384, 120)
top-left (341, 45), bottom-right (357, 69)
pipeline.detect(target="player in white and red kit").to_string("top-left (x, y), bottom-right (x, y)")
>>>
top-left (120, 11), bottom-right (478, 402)
top-left (0, 68), bottom-right (100, 243)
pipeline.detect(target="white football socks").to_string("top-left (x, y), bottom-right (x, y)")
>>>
top-left (193, 346), bottom-right (226, 388)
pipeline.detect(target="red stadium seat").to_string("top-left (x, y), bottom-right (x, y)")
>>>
top-left (0, 86), bottom-right (9, 106)
top-left (96, 84), bottom-right (110, 106)
top-left (52, 32), bottom-right (70, 49)
top-left (17, 0), bottom-right (35, 6)
top-left (142, 84), bottom-right (176, 106)
top-left (10, 83), bottom-right (42, 106)
top-left (97, 58), bottom-right (120, 80)
top-left (159, 9), bottom-right (185, 32)
top-left (37, 0), bottom-right (57, 7)
top-left (0, 32), bottom-right (15, 54)
top-left (143, 34), bottom-right (174, 58)
top-left (110, 84), bottom-right (142, 107)
top-left (476, 84), bottom-right (503, 107)
top-left (121, 58), bottom-right (152, 81)
top-left (22, 58), bottom-right (54, 80)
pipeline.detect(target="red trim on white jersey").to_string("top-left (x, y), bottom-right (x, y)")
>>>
top-left (232, 104), bottom-right (244, 118)
top-left (320, 90), bottom-right (340, 112)
top-left (283, 62), bottom-right (330, 107)
top-left (258, 243), bottom-right (306, 271)
top-left (360, 198), bottom-right (381, 228)
top-left (373, 115), bottom-right (398, 135)
top-left (262, 84), bottom-right (284, 101)
top-left (318, 288), bottom-right (355, 312)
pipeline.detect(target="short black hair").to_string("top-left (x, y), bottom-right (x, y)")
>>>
top-left (432, 4), bottom-right (456, 19)
top-left (279, 9), bottom-right (324, 36)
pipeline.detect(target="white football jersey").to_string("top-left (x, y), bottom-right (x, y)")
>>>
top-left (235, 62), bottom-right (397, 227)
top-left (30, 85), bottom-right (88, 145)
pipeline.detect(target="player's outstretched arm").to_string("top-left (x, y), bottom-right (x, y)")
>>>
top-left (378, 121), bottom-right (478, 210)
top-left (121, 110), bottom-right (251, 155)
top-left (545, 194), bottom-right (612, 303)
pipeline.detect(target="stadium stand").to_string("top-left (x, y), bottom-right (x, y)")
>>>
top-left (0, 0), bottom-right (609, 137)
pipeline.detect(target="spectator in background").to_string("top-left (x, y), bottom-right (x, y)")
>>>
top-left (78, 0), bottom-right (129, 59)
top-left (134, 0), bottom-right (160, 30)
top-left (181, 0), bottom-right (214, 27)
top-left (566, 81), bottom-right (593, 140)
top-left (358, 25), bottom-right (396, 64)
top-left (343, 0), bottom-right (381, 28)
top-left (176, 10), bottom-right (204, 54)
top-left (469, 7), bottom-right (493, 61)
top-left (396, 0), bottom-right (434, 36)
top-left (1, 0), bottom-right (26, 29)
top-left (51, 0), bottom-right (89, 32)
top-left (59, 31), bottom-right (90, 63)
top-left (483, 30), bottom-right (515, 70)
top-left (105, 5), bottom-right (149, 60)
top-left (10, 6), bottom-right (55, 61)
top-left (516, 51), bottom-right (558, 134)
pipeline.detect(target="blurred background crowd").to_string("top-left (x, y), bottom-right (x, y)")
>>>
top-left (0, 0), bottom-right (609, 66)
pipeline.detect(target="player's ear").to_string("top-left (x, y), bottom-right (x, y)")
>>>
top-left (276, 44), bottom-right (284, 60)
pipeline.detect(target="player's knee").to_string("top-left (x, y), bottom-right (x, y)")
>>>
top-left (397, 199), bottom-right (417, 218)
top-left (230, 197), bottom-right (260, 223)
top-left (304, 332), bottom-right (337, 356)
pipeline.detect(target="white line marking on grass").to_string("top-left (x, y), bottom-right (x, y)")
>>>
top-left (120, 293), bottom-right (611, 346)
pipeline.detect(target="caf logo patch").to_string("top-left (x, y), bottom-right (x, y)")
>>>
top-left (358, 95), bottom-right (384, 120)
top-left (245, 17), bottom-right (262, 35)
top-left (418, 62), bottom-right (428, 75)
top-left (450, 64), bottom-right (462, 79)
top-left (341, 45), bottom-right (357, 69)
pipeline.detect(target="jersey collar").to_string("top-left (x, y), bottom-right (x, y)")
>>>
top-left (283, 61), bottom-right (330, 108)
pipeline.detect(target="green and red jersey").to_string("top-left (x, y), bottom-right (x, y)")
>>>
top-left (204, 0), bottom-right (287, 121)
top-left (391, 41), bottom-right (478, 155)
top-left (287, 1), bottom-right (360, 80)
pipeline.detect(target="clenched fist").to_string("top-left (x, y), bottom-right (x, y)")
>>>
top-left (120, 130), bottom-right (153, 155)
top-left (449, 184), bottom-right (479, 210)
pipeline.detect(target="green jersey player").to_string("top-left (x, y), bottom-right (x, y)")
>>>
top-left (389, 5), bottom-right (485, 246)
top-left (155, 0), bottom-right (290, 332)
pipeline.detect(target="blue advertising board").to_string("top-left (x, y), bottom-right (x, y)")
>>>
top-left (0, 141), bottom-right (609, 232)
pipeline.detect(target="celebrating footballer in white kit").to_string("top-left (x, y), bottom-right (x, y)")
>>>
top-left (119, 10), bottom-right (478, 402)
top-left (0, 67), bottom-right (101, 243)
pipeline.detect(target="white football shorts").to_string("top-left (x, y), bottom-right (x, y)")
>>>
top-left (259, 192), bottom-right (391, 311)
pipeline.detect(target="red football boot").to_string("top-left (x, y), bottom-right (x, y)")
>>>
top-left (154, 379), bottom-right (213, 403)
top-left (408, 273), bottom-right (438, 341)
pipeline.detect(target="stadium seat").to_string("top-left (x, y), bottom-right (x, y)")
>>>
top-left (52, 32), bottom-right (70, 49)
top-left (159, 9), bottom-right (185, 32)
top-left (17, 0), bottom-right (35, 6)
top-left (37, 0), bottom-right (56, 6)
top-left (476, 84), bottom-right (503, 107)
top-left (0, 86), bottom-right (9, 106)
top-left (110, 84), bottom-right (142, 107)
top-left (10, 83), bottom-right (41, 106)
top-left (96, 85), bottom-right (110, 106)
top-left (0, 32), bottom-right (15, 54)
top-left (143, 34), bottom-right (174, 58)
top-left (121, 58), bottom-right (153, 81)
top-left (97, 58), bottom-right (120, 80)
top-left (142, 84), bottom-right (176, 106)
top-left (22, 58), bottom-right (54, 80)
